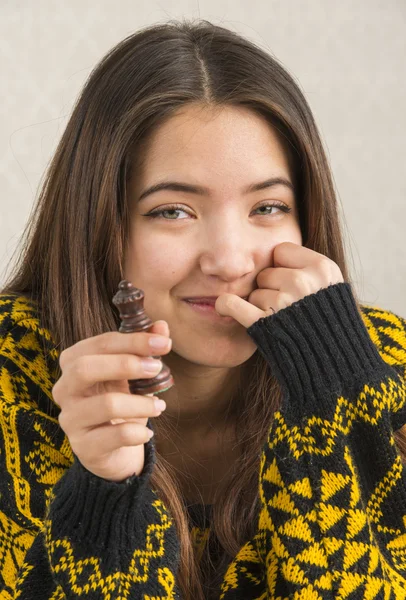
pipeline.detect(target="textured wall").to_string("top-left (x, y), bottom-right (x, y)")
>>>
top-left (0, 0), bottom-right (405, 317)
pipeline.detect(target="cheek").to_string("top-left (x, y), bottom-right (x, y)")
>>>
top-left (284, 219), bottom-right (303, 247)
top-left (262, 223), bottom-right (303, 264)
top-left (294, 225), bottom-right (303, 246)
top-left (125, 235), bottom-right (190, 287)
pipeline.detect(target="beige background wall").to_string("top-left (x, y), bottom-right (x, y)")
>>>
top-left (1, 0), bottom-right (405, 318)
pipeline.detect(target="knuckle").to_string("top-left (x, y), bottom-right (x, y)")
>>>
top-left (52, 380), bottom-right (66, 409)
top-left (57, 410), bottom-right (63, 426)
top-left (142, 333), bottom-right (158, 354)
top-left (58, 410), bottom-right (68, 432)
top-left (319, 256), bottom-right (332, 273)
top-left (333, 265), bottom-right (344, 282)
top-left (52, 379), bottom-right (61, 401)
top-left (117, 425), bottom-right (135, 446)
top-left (292, 271), bottom-right (304, 286)
top-left (71, 357), bottom-right (92, 383)
top-left (103, 393), bottom-right (119, 418)
top-left (122, 355), bottom-right (138, 374)
top-left (59, 348), bottom-right (70, 370)
top-left (99, 331), bottom-right (115, 353)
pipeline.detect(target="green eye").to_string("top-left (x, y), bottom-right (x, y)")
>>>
top-left (143, 202), bottom-right (292, 220)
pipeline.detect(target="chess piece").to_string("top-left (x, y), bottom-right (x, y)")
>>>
top-left (112, 280), bottom-right (175, 395)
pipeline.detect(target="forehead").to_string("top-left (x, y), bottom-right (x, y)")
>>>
top-left (136, 104), bottom-right (293, 181)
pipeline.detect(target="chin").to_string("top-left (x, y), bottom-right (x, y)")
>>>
top-left (169, 337), bottom-right (258, 369)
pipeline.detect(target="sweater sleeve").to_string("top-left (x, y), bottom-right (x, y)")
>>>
top-left (246, 282), bottom-right (406, 598)
top-left (0, 299), bottom-right (181, 599)
top-left (359, 301), bottom-right (406, 432)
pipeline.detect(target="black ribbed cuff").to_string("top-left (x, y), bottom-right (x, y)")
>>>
top-left (48, 428), bottom-right (157, 554)
top-left (246, 283), bottom-right (390, 416)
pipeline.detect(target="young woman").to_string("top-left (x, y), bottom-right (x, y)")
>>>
top-left (1, 18), bottom-right (405, 600)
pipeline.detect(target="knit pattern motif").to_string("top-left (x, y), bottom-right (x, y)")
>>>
top-left (0, 286), bottom-right (406, 599)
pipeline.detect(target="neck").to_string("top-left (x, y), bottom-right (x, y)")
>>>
top-left (158, 351), bottom-right (241, 437)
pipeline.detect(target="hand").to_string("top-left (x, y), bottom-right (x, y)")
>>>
top-left (53, 320), bottom-right (172, 482)
top-left (215, 242), bottom-right (345, 328)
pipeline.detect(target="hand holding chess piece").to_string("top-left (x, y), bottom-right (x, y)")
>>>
top-left (52, 280), bottom-right (174, 482)
top-left (112, 280), bottom-right (174, 395)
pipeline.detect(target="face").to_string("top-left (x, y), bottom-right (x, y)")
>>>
top-left (124, 104), bottom-right (302, 372)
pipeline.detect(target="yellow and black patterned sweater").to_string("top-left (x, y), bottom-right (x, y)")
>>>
top-left (1, 282), bottom-right (406, 599)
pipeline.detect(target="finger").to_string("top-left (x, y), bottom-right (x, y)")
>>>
top-left (215, 294), bottom-right (265, 329)
top-left (273, 241), bottom-right (322, 269)
top-left (59, 392), bottom-right (164, 432)
top-left (62, 354), bottom-right (163, 397)
top-left (60, 329), bottom-right (172, 370)
top-left (247, 288), bottom-right (282, 313)
top-left (151, 320), bottom-right (170, 337)
top-left (256, 267), bottom-right (306, 294)
top-left (256, 267), bottom-right (280, 290)
top-left (79, 421), bottom-right (153, 456)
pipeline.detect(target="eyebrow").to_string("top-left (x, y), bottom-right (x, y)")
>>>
top-left (138, 176), bottom-right (294, 202)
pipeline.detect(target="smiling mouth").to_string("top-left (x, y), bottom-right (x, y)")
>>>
top-left (182, 299), bottom-right (238, 322)
top-left (184, 299), bottom-right (217, 306)
top-left (183, 296), bottom-right (249, 305)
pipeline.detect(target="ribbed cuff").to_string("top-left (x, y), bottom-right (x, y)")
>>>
top-left (246, 283), bottom-right (390, 416)
top-left (48, 426), bottom-right (157, 554)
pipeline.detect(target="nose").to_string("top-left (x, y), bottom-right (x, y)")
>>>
top-left (199, 216), bottom-right (256, 281)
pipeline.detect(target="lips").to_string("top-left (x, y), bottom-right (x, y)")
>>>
top-left (184, 298), bottom-right (217, 305)
top-left (183, 296), bottom-right (249, 305)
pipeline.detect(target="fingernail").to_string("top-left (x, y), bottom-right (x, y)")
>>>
top-left (154, 399), bottom-right (166, 411)
top-left (142, 358), bottom-right (162, 372)
top-left (149, 336), bottom-right (169, 349)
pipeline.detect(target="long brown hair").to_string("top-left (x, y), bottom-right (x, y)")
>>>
top-left (2, 18), bottom-right (404, 598)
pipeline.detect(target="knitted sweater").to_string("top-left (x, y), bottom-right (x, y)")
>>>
top-left (1, 283), bottom-right (406, 599)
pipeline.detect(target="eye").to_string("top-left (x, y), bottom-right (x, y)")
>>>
top-left (255, 203), bottom-right (292, 216)
top-left (144, 205), bottom-right (189, 220)
top-left (142, 201), bottom-right (292, 220)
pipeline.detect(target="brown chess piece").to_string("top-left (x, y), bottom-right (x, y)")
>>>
top-left (112, 280), bottom-right (175, 395)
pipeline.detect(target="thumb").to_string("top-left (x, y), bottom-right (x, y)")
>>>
top-left (149, 320), bottom-right (170, 338)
